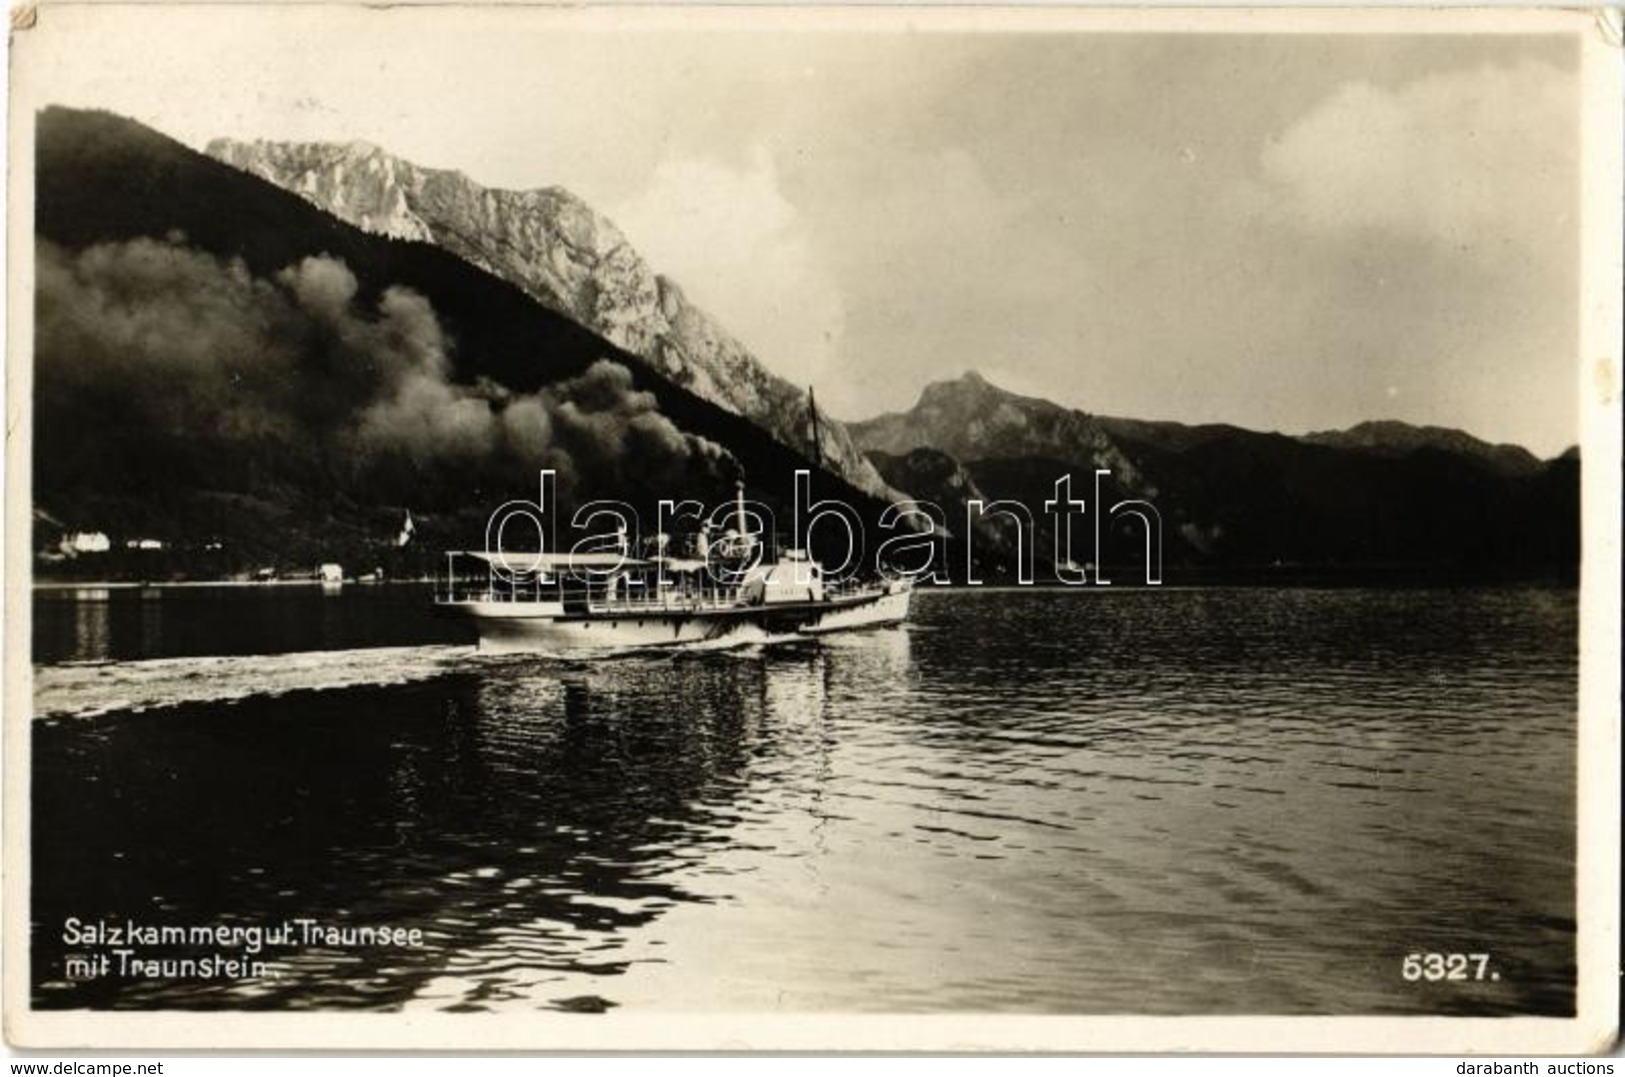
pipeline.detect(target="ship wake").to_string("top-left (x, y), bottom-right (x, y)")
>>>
top-left (32, 645), bottom-right (471, 720)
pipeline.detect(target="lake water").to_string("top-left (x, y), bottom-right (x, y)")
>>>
top-left (29, 584), bottom-right (1576, 1014)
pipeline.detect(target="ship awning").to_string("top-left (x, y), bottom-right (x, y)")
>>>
top-left (455, 550), bottom-right (651, 573)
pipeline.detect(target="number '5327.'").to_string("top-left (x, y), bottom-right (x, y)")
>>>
top-left (1402, 953), bottom-right (1500, 982)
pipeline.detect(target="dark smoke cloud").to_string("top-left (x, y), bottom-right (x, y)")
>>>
top-left (35, 237), bottom-right (734, 503)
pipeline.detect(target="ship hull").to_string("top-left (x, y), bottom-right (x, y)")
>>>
top-left (797, 588), bottom-right (912, 635)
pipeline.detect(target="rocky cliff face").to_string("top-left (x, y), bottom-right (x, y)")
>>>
top-left (206, 137), bottom-right (896, 501)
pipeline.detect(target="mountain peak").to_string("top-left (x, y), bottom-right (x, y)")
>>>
top-left (912, 369), bottom-right (1029, 413)
top-left (853, 368), bottom-right (1136, 480)
top-left (339, 137), bottom-right (385, 157)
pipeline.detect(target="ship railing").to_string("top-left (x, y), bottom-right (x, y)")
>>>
top-left (434, 578), bottom-right (566, 605)
top-left (435, 579), bottom-right (748, 611)
top-left (583, 587), bottom-right (745, 615)
top-left (435, 587), bottom-right (531, 605)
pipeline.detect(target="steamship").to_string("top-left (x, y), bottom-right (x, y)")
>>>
top-left (433, 485), bottom-right (912, 654)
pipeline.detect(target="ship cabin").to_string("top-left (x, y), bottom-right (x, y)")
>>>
top-left (437, 546), bottom-right (834, 616)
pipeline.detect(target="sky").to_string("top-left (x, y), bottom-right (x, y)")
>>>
top-left (13, 7), bottom-right (1593, 455)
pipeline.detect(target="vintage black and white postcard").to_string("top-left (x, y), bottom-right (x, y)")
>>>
top-left (3, 3), bottom-right (1620, 1054)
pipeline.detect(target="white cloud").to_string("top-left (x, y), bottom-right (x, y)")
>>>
top-left (1260, 61), bottom-right (1576, 256)
top-left (610, 149), bottom-right (846, 386)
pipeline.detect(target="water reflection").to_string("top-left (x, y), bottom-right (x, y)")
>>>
top-left (33, 583), bottom-right (466, 664)
top-left (138, 591), bottom-right (163, 658)
top-left (33, 648), bottom-right (855, 1011)
top-left (72, 599), bottom-right (112, 662)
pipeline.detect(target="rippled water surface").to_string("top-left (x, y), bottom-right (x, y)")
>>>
top-left (31, 586), bottom-right (1576, 1014)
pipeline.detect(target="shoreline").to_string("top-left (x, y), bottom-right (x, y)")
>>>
top-left (31, 578), bottom-right (434, 592)
top-left (30, 574), bottom-right (1579, 594)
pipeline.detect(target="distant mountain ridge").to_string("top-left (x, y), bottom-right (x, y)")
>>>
top-left (206, 137), bottom-right (896, 503)
top-left (853, 370), bottom-right (1577, 578)
top-left (1301, 420), bottom-right (1544, 477)
top-left (854, 371), bottom-right (1555, 472)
